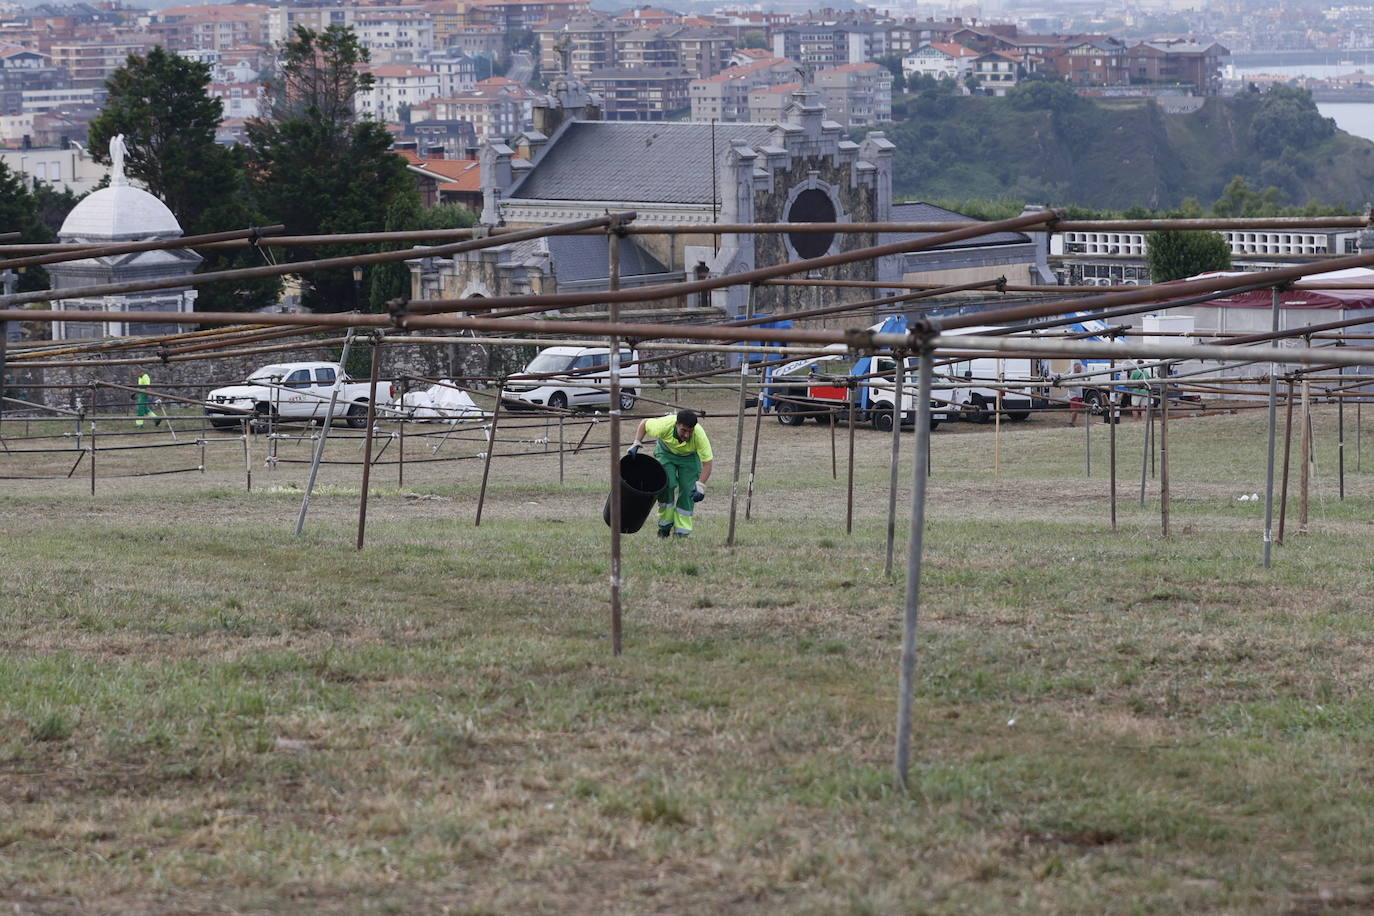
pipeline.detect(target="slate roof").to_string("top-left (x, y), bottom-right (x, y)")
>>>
top-left (883, 202), bottom-right (1030, 250)
top-left (547, 234), bottom-right (670, 283)
top-left (507, 121), bottom-right (777, 204)
top-left (491, 234), bottom-right (672, 285)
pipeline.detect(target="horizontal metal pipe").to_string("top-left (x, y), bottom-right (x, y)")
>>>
top-left (944, 250), bottom-right (1374, 331)
top-left (0, 213), bottom-right (631, 309)
top-left (0, 225), bottom-right (285, 272)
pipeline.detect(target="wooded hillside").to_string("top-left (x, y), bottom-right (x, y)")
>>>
top-left (877, 82), bottom-right (1374, 212)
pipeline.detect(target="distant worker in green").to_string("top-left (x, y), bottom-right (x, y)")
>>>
top-left (134, 369), bottom-right (158, 427)
top-left (1127, 360), bottom-right (1152, 420)
top-left (630, 409), bottom-right (713, 539)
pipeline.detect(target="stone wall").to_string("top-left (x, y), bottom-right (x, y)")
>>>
top-left (6, 331), bottom-right (719, 413)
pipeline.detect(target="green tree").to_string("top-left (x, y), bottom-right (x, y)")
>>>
top-left (1247, 84), bottom-right (1334, 157)
top-left (30, 182), bottom-right (81, 236)
top-left (0, 162), bottom-right (54, 293)
top-left (1147, 229), bottom-right (1231, 282)
top-left (740, 30), bottom-right (767, 49)
top-left (1211, 176), bottom-right (1283, 217)
top-left (247, 26), bottom-right (419, 312)
top-left (88, 47), bottom-right (280, 311)
top-left (88, 47), bottom-right (231, 226)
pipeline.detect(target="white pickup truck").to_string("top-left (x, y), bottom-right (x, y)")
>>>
top-left (204, 361), bottom-right (375, 430)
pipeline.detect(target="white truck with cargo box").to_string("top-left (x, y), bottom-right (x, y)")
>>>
top-left (500, 345), bottom-right (639, 412)
top-left (204, 361), bottom-right (375, 429)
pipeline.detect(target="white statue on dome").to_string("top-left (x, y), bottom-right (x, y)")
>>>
top-left (110, 134), bottom-right (127, 186)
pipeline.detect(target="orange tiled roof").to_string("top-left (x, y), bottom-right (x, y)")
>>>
top-left (693, 56), bottom-right (789, 84)
top-left (158, 4), bottom-right (269, 19)
top-left (371, 65), bottom-right (440, 78)
top-left (921, 41), bottom-right (979, 58)
top-left (751, 80), bottom-right (800, 95)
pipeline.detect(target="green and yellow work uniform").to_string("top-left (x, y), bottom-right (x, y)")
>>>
top-left (136, 371), bottom-right (152, 426)
top-left (644, 413), bottom-right (713, 537)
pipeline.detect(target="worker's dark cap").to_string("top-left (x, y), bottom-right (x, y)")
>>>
top-left (676, 409), bottom-right (698, 428)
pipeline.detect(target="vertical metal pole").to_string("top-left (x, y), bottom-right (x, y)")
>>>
top-left (242, 418), bottom-right (252, 493)
top-left (1139, 396), bottom-right (1151, 507)
top-left (1109, 389), bottom-right (1118, 531)
top-left (296, 329), bottom-right (356, 536)
top-left (1160, 380), bottom-right (1170, 538)
top-left (1300, 376), bottom-right (1311, 535)
top-left (727, 285), bottom-right (755, 548)
top-left (830, 401), bottom-right (837, 480)
top-left (398, 378), bottom-right (406, 489)
top-left (1279, 379), bottom-right (1295, 545)
top-left (744, 377), bottom-right (765, 521)
top-left (607, 219), bottom-right (625, 657)
top-left (845, 380), bottom-right (856, 535)
top-left (357, 336), bottom-right (382, 551)
top-left (1263, 288), bottom-right (1281, 568)
top-left (993, 377), bottom-right (1002, 475)
top-left (1084, 394), bottom-right (1091, 477)
top-left (474, 392), bottom-right (503, 526)
top-left (895, 343), bottom-right (934, 792)
top-left (88, 412), bottom-right (95, 497)
top-left (0, 321), bottom-right (7, 441)
top-left (885, 353), bottom-right (905, 577)
top-left (558, 414), bottom-right (565, 485)
top-left (1358, 400), bottom-right (1363, 472)
top-left (199, 436), bottom-right (205, 473)
top-left (1338, 347), bottom-right (1346, 501)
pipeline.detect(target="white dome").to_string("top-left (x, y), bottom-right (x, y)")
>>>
top-left (59, 184), bottom-right (183, 241)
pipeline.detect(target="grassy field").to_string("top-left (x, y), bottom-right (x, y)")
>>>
top-left (4, 393), bottom-right (1374, 913)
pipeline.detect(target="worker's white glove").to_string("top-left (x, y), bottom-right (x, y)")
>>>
top-left (692, 480), bottom-right (706, 502)
top-left (627, 440), bottom-right (643, 456)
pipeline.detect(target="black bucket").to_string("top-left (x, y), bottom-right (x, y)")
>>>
top-left (603, 452), bottom-right (668, 533)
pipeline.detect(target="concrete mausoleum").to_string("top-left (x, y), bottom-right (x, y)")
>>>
top-left (49, 135), bottom-right (200, 340)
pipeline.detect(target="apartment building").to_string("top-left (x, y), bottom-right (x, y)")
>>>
top-left (689, 56), bottom-right (795, 121)
top-left (357, 65), bottom-right (441, 123)
top-left (353, 7), bottom-right (435, 65)
top-left (465, 0), bottom-right (590, 32)
top-left (147, 5), bottom-right (270, 52)
top-left (1127, 39), bottom-right (1229, 94)
top-left (410, 76), bottom-right (537, 139)
top-left (535, 11), bottom-right (630, 78)
top-left (422, 47), bottom-right (477, 97)
top-left (812, 61), bottom-right (891, 127)
top-left (208, 81), bottom-right (262, 120)
top-left (584, 66), bottom-right (693, 120)
top-left (49, 35), bottom-right (155, 87)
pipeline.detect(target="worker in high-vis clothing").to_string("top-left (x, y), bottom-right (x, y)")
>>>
top-left (630, 409), bottom-right (713, 539)
top-left (134, 369), bottom-right (158, 427)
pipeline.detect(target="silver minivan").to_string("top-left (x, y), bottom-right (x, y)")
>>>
top-left (501, 346), bottom-right (640, 411)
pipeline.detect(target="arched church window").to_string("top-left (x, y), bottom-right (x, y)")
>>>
top-left (787, 189), bottom-right (837, 259)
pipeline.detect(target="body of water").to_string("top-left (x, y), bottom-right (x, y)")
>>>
top-left (1227, 65), bottom-right (1374, 141)
top-left (1319, 102), bottom-right (1374, 142)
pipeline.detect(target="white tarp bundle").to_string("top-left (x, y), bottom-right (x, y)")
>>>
top-left (398, 382), bottom-right (483, 421)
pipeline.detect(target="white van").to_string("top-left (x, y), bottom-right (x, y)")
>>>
top-left (937, 326), bottom-right (1049, 422)
top-left (501, 346), bottom-right (640, 411)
